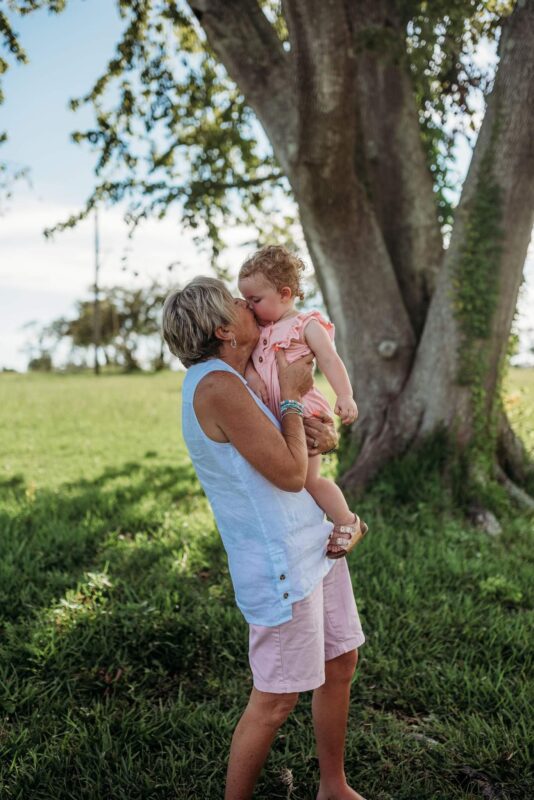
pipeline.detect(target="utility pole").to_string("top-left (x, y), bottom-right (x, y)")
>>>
top-left (93, 207), bottom-right (101, 375)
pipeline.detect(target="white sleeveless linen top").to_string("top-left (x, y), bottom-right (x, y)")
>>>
top-left (181, 358), bottom-right (334, 626)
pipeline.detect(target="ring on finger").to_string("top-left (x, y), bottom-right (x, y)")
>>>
top-left (312, 438), bottom-right (318, 448)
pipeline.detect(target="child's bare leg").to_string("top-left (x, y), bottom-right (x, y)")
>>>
top-left (305, 456), bottom-right (355, 527)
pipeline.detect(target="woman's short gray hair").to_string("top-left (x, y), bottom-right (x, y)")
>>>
top-left (162, 276), bottom-right (236, 367)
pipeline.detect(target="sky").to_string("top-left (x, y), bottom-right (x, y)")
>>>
top-left (1, 0), bottom-right (533, 371)
top-left (0, 0), bottom-right (222, 370)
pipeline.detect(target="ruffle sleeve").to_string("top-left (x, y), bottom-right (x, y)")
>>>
top-left (274, 310), bottom-right (335, 349)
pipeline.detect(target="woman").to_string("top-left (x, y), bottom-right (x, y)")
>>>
top-left (162, 276), bottom-right (367, 800)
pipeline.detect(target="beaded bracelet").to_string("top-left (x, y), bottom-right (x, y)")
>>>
top-left (280, 399), bottom-right (304, 416)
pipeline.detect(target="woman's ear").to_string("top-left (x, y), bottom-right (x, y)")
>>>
top-left (215, 325), bottom-right (232, 343)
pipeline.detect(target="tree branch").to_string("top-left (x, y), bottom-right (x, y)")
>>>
top-left (187, 0), bottom-right (297, 174)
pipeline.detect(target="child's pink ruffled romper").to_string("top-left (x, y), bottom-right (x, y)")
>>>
top-left (250, 310), bottom-right (335, 422)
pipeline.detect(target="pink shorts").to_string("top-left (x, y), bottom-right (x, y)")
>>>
top-left (248, 558), bottom-right (365, 693)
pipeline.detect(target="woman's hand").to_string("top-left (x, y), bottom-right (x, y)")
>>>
top-left (275, 349), bottom-right (314, 401)
top-left (303, 414), bottom-right (338, 456)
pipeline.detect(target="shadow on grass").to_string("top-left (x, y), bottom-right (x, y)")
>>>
top-left (1, 456), bottom-right (248, 704)
top-left (0, 456), bottom-right (223, 623)
top-left (1, 457), bottom-right (533, 799)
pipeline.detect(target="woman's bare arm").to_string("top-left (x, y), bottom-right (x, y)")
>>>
top-left (194, 353), bottom-right (314, 492)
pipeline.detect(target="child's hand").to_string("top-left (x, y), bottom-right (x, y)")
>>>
top-left (247, 372), bottom-right (269, 404)
top-left (334, 395), bottom-right (358, 425)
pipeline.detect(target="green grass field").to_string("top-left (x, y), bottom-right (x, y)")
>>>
top-left (0, 369), bottom-right (533, 800)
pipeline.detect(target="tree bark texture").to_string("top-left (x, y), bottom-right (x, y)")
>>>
top-left (402, 1), bottom-right (534, 436)
top-left (350, 0), bottom-right (444, 335)
top-left (189, 0), bottom-right (534, 494)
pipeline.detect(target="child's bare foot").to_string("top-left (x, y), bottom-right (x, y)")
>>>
top-left (316, 782), bottom-right (367, 800)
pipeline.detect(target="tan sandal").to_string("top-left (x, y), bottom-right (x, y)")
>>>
top-left (327, 514), bottom-right (369, 559)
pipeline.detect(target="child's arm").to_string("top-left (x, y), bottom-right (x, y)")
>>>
top-left (304, 320), bottom-right (358, 425)
top-left (245, 360), bottom-right (269, 405)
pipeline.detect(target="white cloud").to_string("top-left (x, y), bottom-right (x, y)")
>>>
top-left (1, 197), bottom-right (207, 292)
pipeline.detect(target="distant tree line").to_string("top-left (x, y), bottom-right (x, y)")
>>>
top-left (25, 279), bottom-right (172, 373)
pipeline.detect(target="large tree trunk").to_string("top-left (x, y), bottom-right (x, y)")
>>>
top-left (350, 0), bottom-right (444, 335)
top-left (281, 0), bottom-right (417, 436)
top-left (293, 176), bottom-right (417, 440)
top-left (343, 0), bottom-right (534, 492)
top-left (191, 0), bottom-right (534, 500)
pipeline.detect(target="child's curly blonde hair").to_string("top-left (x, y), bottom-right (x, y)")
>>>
top-left (239, 245), bottom-right (305, 301)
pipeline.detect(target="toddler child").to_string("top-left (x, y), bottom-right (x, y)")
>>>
top-left (238, 245), bottom-right (364, 539)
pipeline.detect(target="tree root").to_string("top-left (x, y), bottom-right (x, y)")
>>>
top-left (497, 410), bottom-right (534, 486)
top-left (339, 404), bottom-right (534, 515)
top-left (339, 403), bottom-right (426, 496)
top-left (338, 421), bottom-right (401, 497)
top-left (467, 504), bottom-right (503, 536)
top-left (339, 421), bottom-right (413, 498)
top-left (494, 463), bottom-right (534, 512)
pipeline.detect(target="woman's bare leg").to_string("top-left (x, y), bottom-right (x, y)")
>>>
top-left (312, 650), bottom-right (366, 800)
top-left (225, 687), bottom-right (299, 800)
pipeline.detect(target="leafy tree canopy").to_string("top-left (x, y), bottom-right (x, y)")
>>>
top-left (2, 0), bottom-right (514, 258)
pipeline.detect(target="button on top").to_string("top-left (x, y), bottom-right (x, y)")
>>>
top-left (263, 338), bottom-right (268, 345)
top-left (283, 592), bottom-right (289, 599)
top-left (279, 574), bottom-right (286, 581)
top-left (258, 356), bottom-right (263, 363)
